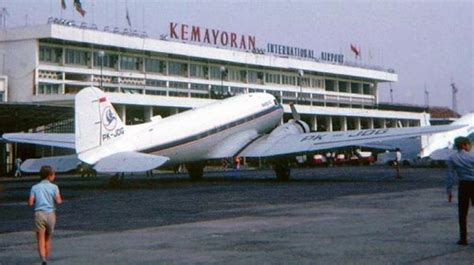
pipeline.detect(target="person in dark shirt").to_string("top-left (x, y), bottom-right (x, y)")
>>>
top-left (446, 137), bottom-right (474, 246)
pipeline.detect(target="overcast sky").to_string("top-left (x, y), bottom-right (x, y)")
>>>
top-left (2, 0), bottom-right (473, 114)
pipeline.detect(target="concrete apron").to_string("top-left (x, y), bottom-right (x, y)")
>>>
top-left (1, 188), bottom-right (472, 265)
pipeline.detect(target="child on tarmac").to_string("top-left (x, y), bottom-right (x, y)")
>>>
top-left (28, 166), bottom-right (63, 265)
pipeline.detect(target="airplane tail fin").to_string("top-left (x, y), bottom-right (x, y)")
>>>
top-left (75, 87), bottom-right (126, 155)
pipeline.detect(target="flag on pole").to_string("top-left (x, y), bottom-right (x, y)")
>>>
top-left (61, 0), bottom-right (67, 9)
top-left (74, 0), bottom-right (86, 16)
top-left (350, 44), bottom-right (360, 58)
top-left (451, 83), bottom-right (458, 93)
top-left (126, 7), bottom-right (132, 27)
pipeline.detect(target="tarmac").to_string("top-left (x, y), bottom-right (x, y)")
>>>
top-left (0, 166), bottom-right (473, 264)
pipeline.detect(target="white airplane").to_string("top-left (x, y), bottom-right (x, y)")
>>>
top-left (419, 113), bottom-right (474, 160)
top-left (3, 87), bottom-right (467, 180)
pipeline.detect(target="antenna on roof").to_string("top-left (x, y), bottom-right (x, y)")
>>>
top-left (389, 83), bottom-right (394, 104)
top-left (450, 80), bottom-right (458, 113)
top-left (424, 84), bottom-right (429, 107)
top-left (0, 8), bottom-right (9, 29)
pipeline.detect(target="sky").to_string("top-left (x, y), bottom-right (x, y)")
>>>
top-left (1, 0), bottom-right (472, 114)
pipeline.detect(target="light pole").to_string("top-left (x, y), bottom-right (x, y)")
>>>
top-left (98, 50), bottom-right (105, 89)
top-left (298, 69), bottom-right (304, 104)
top-left (220, 65), bottom-right (226, 98)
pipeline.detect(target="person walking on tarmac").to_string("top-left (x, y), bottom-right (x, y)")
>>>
top-left (446, 137), bottom-right (474, 246)
top-left (28, 166), bottom-right (63, 264)
top-left (14, 157), bottom-right (22, 177)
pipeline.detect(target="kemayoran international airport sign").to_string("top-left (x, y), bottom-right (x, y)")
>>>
top-left (169, 22), bottom-right (257, 51)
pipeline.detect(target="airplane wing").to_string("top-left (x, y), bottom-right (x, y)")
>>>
top-left (206, 130), bottom-right (259, 159)
top-left (240, 124), bottom-right (466, 158)
top-left (93, 151), bottom-right (169, 173)
top-left (2, 133), bottom-right (75, 149)
top-left (20, 154), bottom-right (81, 173)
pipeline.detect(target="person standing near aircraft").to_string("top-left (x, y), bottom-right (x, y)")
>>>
top-left (28, 166), bottom-right (63, 265)
top-left (14, 157), bottom-right (22, 177)
top-left (446, 136), bottom-right (474, 246)
top-left (394, 148), bottom-right (402, 179)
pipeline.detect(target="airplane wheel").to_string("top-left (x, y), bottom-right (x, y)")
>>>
top-left (185, 162), bottom-right (205, 181)
top-left (273, 160), bottom-right (291, 181)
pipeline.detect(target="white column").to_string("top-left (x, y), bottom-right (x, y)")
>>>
top-left (341, 116), bottom-right (347, 131)
top-left (326, 116), bottom-right (333, 132)
top-left (117, 105), bottom-right (126, 124)
top-left (144, 106), bottom-right (153, 122)
top-left (369, 118), bottom-right (374, 129)
top-left (355, 117), bottom-right (361, 130)
top-left (170, 107), bottom-right (179, 115)
top-left (311, 115), bottom-right (317, 131)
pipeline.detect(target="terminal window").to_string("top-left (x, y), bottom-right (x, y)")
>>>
top-left (209, 66), bottom-right (221, 80)
top-left (120, 56), bottom-right (141, 71)
top-left (94, 52), bottom-right (118, 69)
top-left (169, 61), bottom-right (188, 77)
top-left (190, 64), bottom-right (208, 78)
top-left (65, 49), bottom-right (87, 66)
top-left (39, 46), bottom-right (62, 63)
top-left (38, 83), bottom-right (60, 94)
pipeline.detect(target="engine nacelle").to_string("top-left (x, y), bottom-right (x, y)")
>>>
top-left (268, 119), bottom-right (310, 140)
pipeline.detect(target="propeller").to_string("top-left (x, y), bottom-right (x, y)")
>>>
top-left (289, 102), bottom-right (301, 121)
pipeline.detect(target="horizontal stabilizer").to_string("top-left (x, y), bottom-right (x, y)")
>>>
top-left (93, 152), bottom-right (169, 173)
top-left (2, 133), bottom-right (75, 149)
top-left (20, 154), bottom-right (81, 173)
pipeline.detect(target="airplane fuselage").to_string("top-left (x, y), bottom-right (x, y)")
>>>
top-left (97, 93), bottom-right (283, 165)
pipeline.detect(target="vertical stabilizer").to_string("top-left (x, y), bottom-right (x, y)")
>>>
top-left (75, 87), bottom-right (126, 155)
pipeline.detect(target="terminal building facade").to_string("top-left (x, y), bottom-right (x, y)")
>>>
top-left (0, 21), bottom-right (430, 174)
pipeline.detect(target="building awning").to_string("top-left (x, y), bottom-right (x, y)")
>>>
top-left (0, 103), bottom-right (73, 133)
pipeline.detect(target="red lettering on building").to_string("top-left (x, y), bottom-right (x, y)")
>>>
top-left (248, 35), bottom-right (256, 50)
top-left (169, 22), bottom-right (178, 39)
top-left (203, 29), bottom-right (211, 44)
top-left (191, 26), bottom-right (201, 42)
top-left (221, 31), bottom-right (229, 46)
top-left (169, 22), bottom-right (256, 51)
top-left (230, 33), bottom-right (237, 48)
top-left (211, 29), bottom-right (219, 45)
top-left (239, 35), bottom-right (246, 50)
top-left (181, 24), bottom-right (188, 41)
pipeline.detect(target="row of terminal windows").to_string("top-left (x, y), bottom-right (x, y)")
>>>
top-left (39, 45), bottom-right (375, 95)
top-left (38, 78), bottom-right (375, 109)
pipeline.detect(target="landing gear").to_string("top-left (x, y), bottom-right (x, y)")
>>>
top-left (185, 162), bottom-right (205, 181)
top-left (272, 158), bottom-right (291, 181)
top-left (108, 172), bottom-right (125, 187)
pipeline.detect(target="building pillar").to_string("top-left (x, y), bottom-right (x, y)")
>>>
top-left (381, 118), bottom-right (386, 129)
top-left (341, 116), bottom-right (347, 131)
top-left (144, 106), bottom-right (153, 122)
top-left (0, 142), bottom-right (6, 177)
top-left (116, 105), bottom-right (126, 123)
top-left (310, 115), bottom-right (317, 131)
top-left (369, 118), bottom-right (374, 129)
top-left (326, 116), bottom-right (333, 132)
top-left (355, 117), bottom-right (361, 130)
top-left (170, 107), bottom-right (179, 115)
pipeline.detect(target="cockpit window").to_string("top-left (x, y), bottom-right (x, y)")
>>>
top-left (273, 99), bottom-right (279, 105)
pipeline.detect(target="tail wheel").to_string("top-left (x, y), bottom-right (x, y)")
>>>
top-left (185, 162), bottom-right (205, 181)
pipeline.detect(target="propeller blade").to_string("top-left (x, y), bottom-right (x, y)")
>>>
top-left (290, 103), bottom-right (301, 121)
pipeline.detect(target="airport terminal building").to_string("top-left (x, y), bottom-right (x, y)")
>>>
top-left (0, 20), bottom-right (430, 174)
